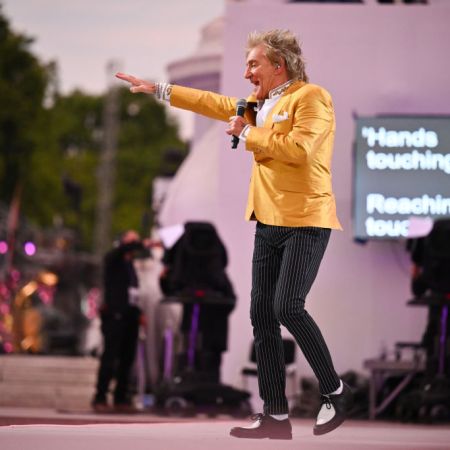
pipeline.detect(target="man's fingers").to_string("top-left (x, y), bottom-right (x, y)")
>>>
top-left (116, 72), bottom-right (144, 86)
top-left (226, 114), bottom-right (247, 138)
top-left (226, 124), bottom-right (238, 135)
top-left (116, 72), bottom-right (134, 82)
top-left (229, 115), bottom-right (246, 124)
top-left (116, 72), bottom-right (155, 95)
top-left (130, 85), bottom-right (149, 94)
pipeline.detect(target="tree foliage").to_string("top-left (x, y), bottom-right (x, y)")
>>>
top-left (0, 7), bottom-right (50, 203)
top-left (0, 8), bottom-right (187, 250)
top-left (55, 88), bottom-right (186, 249)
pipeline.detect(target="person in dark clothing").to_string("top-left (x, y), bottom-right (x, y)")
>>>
top-left (408, 220), bottom-right (450, 377)
top-left (159, 222), bottom-right (236, 381)
top-left (92, 230), bottom-right (148, 412)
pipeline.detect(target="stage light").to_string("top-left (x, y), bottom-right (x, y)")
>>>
top-left (0, 241), bottom-right (8, 254)
top-left (37, 271), bottom-right (58, 287)
top-left (3, 342), bottom-right (13, 353)
top-left (21, 281), bottom-right (38, 298)
top-left (24, 242), bottom-right (36, 256)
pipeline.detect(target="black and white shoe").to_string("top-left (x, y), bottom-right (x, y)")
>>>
top-left (313, 382), bottom-right (353, 436)
top-left (230, 413), bottom-right (292, 440)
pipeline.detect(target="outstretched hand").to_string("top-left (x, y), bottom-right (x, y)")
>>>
top-left (115, 72), bottom-right (156, 94)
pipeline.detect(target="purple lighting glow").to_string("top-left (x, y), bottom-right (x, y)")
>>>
top-left (0, 241), bottom-right (8, 254)
top-left (24, 242), bottom-right (36, 256)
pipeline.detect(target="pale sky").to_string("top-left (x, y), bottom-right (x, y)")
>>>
top-left (2, 0), bottom-right (226, 138)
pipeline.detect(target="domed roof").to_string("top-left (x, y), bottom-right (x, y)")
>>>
top-left (167, 17), bottom-right (224, 85)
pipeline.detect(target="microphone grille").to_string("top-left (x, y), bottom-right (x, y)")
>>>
top-left (236, 98), bottom-right (247, 108)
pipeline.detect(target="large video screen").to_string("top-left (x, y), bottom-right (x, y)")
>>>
top-left (353, 116), bottom-right (450, 240)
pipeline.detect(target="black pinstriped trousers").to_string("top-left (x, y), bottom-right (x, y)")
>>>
top-left (250, 222), bottom-right (340, 415)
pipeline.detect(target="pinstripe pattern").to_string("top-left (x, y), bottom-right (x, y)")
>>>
top-left (251, 222), bottom-right (340, 415)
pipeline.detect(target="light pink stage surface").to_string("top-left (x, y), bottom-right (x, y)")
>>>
top-left (1, 411), bottom-right (449, 450)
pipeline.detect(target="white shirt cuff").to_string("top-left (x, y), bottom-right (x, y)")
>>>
top-left (239, 124), bottom-right (252, 143)
top-left (155, 82), bottom-right (173, 102)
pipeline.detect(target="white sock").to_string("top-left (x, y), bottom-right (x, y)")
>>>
top-left (270, 414), bottom-right (288, 421)
top-left (329, 380), bottom-right (343, 396)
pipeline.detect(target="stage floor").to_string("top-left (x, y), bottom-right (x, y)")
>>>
top-left (1, 408), bottom-right (450, 450)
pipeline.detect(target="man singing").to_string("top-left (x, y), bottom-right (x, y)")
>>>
top-left (116, 29), bottom-right (353, 439)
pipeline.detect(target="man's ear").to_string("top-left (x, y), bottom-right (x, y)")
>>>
top-left (274, 61), bottom-right (283, 72)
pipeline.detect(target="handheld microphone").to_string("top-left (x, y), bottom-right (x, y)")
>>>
top-left (231, 98), bottom-right (247, 149)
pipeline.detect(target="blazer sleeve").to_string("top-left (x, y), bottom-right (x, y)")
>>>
top-left (170, 85), bottom-right (237, 123)
top-left (245, 86), bottom-right (335, 164)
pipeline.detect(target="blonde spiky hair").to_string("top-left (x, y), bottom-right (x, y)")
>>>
top-left (246, 29), bottom-right (308, 82)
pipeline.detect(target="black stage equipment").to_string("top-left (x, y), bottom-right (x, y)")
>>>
top-left (156, 222), bottom-right (251, 417)
top-left (396, 219), bottom-right (450, 422)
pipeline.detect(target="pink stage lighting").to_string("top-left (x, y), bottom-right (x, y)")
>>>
top-left (24, 242), bottom-right (36, 256)
top-left (0, 241), bottom-right (8, 254)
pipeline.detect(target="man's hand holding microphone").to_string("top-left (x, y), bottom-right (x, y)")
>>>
top-left (227, 98), bottom-right (248, 149)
